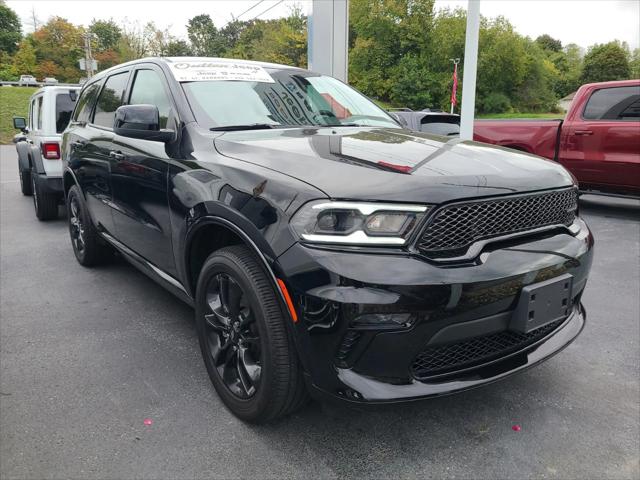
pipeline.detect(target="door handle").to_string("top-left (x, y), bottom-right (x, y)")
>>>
top-left (573, 130), bottom-right (593, 136)
top-left (71, 140), bottom-right (86, 148)
top-left (109, 150), bottom-right (126, 161)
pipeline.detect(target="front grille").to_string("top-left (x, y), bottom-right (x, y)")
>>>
top-left (411, 319), bottom-right (564, 380)
top-left (417, 188), bottom-right (578, 259)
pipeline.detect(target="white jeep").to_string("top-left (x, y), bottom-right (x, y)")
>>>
top-left (13, 86), bottom-right (80, 220)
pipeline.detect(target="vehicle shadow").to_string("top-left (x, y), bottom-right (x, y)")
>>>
top-left (579, 195), bottom-right (640, 221)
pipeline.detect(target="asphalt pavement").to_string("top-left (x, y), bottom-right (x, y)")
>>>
top-left (1, 145), bottom-right (639, 479)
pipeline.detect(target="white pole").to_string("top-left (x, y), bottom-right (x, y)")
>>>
top-left (459, 0), bottom-right (480, 140)
top-left (309, 0), bottom-right (349, 82)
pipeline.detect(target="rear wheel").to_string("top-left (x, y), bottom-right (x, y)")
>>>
top-left (66, 185), bottom-right (111, 266)
top-left (195, 245), bottom-right (308, 423)
top-left (19, 166), bottom-right (32, 196)
top-left (31, 168), bottom-right (58, 220)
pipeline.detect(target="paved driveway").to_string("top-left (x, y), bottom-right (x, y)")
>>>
top-left (1, 145), bottom-right (638, 479)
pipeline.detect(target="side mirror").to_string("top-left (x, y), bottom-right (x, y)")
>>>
top-left (13, 117), bottom-right (27, 130)
top-left (113, 104), bottom-right (174, 143)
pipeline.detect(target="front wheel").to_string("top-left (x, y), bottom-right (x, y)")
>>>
top-left (195, 245), bottom-right (308, 423)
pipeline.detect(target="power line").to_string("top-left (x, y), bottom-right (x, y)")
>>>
top-left (234, 0), bottom-right (266, 20)
top-left (252, 0), bottom-right (286, 20)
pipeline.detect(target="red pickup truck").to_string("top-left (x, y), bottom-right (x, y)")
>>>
top-left (474, 79), bottom-right (640, 197)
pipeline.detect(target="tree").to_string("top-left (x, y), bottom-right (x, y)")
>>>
top-left (535, 34), bottom-right (562, 53)
top-left (580, 41), bottom-right (631, 83)
top-left (187, 14), bottom-right (225, 56)
top-left (11, 39), bottom-right (37, 75)
top-left (165, 39), bottom-right (192, 56)
top-left (630, 48), bottom-right (640, 79)
top-left (0, 2), bottom-right (21, 54)
top-left (89, 19), bottom-right (121, 52)
top-left (31, 17), bottom-right (84, 81)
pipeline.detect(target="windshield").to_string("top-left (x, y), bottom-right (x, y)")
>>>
top-left (181, 69), bottom-right (399, 129)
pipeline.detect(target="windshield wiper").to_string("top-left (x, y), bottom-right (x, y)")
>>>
top-left (210, 123), bottom-right (280, 131)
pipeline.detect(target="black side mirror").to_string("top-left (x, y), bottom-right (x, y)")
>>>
top-left (113, 105), bottom-right (174, 143)
top-left (13, 117), bottom-right (27, 130)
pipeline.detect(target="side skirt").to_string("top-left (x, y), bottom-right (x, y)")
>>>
top-left (100, 231), bottom-right (194, 308)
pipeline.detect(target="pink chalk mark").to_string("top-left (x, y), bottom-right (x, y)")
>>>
top-left (143, 418), bottom-right (153, 426)
top-left (512, 424), bottom-right (521, 431)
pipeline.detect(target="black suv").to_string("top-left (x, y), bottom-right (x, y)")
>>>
top-left (62, 57), bottom-right (593, 422)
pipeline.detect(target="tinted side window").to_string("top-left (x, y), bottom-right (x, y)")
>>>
top-left (55, 92), bottom-right (77, 133)
top-left (583, 86), bottom-right (640, 120)
top-left (93, 72), bottom-right (129, 128)
top-left (73, 83), bottom-right (101, 123)
top-left (129, 69), bottom-right (171, 128)
top-left (36, 96), bottom-right (43, 130)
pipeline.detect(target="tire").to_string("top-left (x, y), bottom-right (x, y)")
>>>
top-left (31, 168), bottom-right (58, 220)
top-left (19, 166), bottom-right (32, 196)
top-left (66, 185), bottom-right (111, 266)
top-left (195, 245), bottom-right (308, 423)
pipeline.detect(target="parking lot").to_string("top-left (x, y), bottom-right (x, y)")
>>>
top-left (0, 144), bottom-right (638, 479)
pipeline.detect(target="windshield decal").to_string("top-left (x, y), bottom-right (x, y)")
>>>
top-left (168, 61), bottom-right (275, 83)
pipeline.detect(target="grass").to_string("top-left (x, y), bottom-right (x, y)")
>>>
top-left (477, 112), bottom-right (564, 119)
top-left (0, 86), bottom-right (33, 144)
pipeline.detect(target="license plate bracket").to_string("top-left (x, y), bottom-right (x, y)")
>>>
top-left (511, 274), bottom-right (573, 334)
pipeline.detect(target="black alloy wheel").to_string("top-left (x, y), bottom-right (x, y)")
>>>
top-left (195, 245), bottom-right (309, 423)
top-left (66, 185), bottom-right (111, 266)
top-left (68, 194), bottom-right (86, 257)
top-left (204, 272), bottom-right (262, 398)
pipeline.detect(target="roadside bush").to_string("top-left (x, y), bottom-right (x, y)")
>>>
top-left (479, 92), bottom-right (511, 113)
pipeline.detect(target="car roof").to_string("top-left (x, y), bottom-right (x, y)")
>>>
top-left (31, 86), bottom-right (81, 97)
top-left (90, 56), bottom-right (304, 82)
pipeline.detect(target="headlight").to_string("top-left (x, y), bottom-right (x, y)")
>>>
top-left (290, 201), bottom-right (429, 245)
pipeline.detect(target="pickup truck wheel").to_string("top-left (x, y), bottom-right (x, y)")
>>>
top-left (195, 245), bottom-right (308, 423)
top-left (31, 168), bottom-right (58, 220)
top-left (19, 167), bottom-right (32, 196)
top-left (66, 185), bottom-right (110, 266)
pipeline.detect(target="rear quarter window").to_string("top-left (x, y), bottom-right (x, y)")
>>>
top-left (73, 83), bottom-right (101, 123)
top-left (55, 92), bottom-right (77, 133)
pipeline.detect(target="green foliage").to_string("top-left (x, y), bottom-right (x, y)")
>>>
top-left (479, 92), bottom-right (511, 113)
top-left (11, 40), bottom-right (37, 76)
top-left (90, 19), bottom-right (121, 52)
top-left (535, 34), bottom-right (562, 53)
top-left (0, 2), bottom-right (21, 55)
top-left (0, 86), bottom-right (32, 144)
top-left (580, 41), bottom-right (631, 84)
top-left (0, 2), bottom-right (636, 117)
top-left (30, 17), bottom-right (84, 82)
top-left (631, 48), bottom-right (640, 79)
top-left (187, 14), bottom-right (226, 56)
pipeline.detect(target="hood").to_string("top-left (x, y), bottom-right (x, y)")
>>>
top-left (213, 127), bottom-right (574, 204)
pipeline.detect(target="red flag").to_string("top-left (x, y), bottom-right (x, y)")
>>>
top-left (451, 63), bottom-right (458, 107)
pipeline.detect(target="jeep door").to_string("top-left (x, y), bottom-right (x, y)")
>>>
top-left (109, 65), bottom-right (176, 276)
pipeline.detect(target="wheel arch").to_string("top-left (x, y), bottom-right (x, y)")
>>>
top-left (62, 168), bottom-right (84, 200)
top-left (184, 216), bottom-right (295, 324)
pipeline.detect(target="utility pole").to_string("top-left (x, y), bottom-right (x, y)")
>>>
top-left (30, 7), bottom-right (39, 31)
top-left (82, 32), bottom-right (96, 78)
top-left (449, 58), bottom-right (460, 114)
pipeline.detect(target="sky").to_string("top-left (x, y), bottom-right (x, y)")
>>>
top-left (6, 0), bottom-right (640, 50)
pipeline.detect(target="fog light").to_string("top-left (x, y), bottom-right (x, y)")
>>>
top-left (351, 313), bottom-right (413, 329)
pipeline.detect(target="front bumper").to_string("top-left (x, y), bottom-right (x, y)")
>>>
top-left (276, 219), bottom-right (593, 404)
